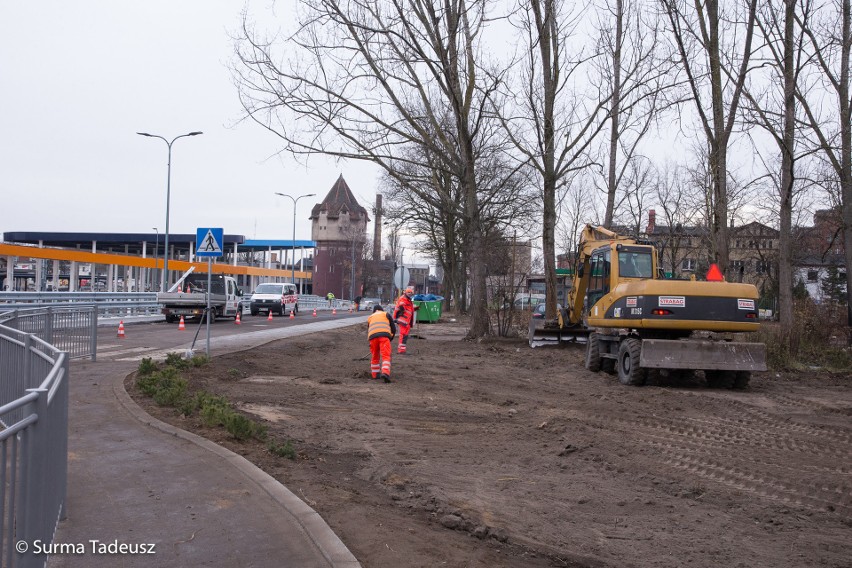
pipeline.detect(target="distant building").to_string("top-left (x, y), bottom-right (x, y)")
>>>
top-left (794, 208), bottom-right (847, 302)
top-left (310, 175), bottom-right (370, 300)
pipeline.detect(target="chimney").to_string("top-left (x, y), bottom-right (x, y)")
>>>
top-left (647, 209), bottom-right (656, 234)
top-left (373, 194), bottom-right (383, 260)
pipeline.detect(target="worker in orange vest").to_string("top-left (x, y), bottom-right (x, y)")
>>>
top-left (367, 304), bottom-right (396, 382)
top-left (393, 286), bottom-right (419, 354)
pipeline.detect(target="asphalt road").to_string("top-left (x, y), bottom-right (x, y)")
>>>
top-left (98, 309), bottom-right (367, 362)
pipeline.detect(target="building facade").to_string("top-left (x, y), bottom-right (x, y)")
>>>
top-left (310, 175), bottom-right (370, 300)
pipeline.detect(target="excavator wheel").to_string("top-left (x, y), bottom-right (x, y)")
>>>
top-left (733, 371), bottom-right (751, 390)
top-left (617, 338), bottom-right (646, 386)
top-left (585, 333), bottom-right (602, 372)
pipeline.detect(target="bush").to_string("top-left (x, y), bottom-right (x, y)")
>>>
top-left (759, 299), bottom-right (852, 371)
top-left (222, 412), bottom-right (267, 441)
top-left (268, 440), bottom-right (297, 459)
top-left (135, 356), bottom-right (266, 442)
top-left (137, 357), bottom-right (157, 376)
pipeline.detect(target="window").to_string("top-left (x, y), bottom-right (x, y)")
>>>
top-left (681, 258), bottom-right (697, 271)
top-left (807, 270), bottom-right (818, 282)
top-left (756, 261), bottom-right (771, 275)
top-left (586, 249), bottom-right (611, 310)
top-left (731, 260), bottom-right (745, 272)
top-left (618, 250), bottom-right (653, 278)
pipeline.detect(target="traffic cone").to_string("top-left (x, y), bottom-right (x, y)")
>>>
top-left (289, 310), bottom-right (294, 319)
top-left (178, 316), bottom-right (186, 331)
top-left (117, 320), bottom-right (125, 338)
top-left (333, 307), bottom-right (337, 315)
top-left (267, 311), bottom-right (273, 321)
top-left (235, 312), bottom-right (241, 325)
top-left (178, 284), bottom-right (183, 293)
top-left (312, 307), bottom-right (317, 317)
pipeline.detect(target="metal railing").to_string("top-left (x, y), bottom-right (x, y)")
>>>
top-left (0, 307), bottom-right (97, 361)
top-left (0, 316), bottom-right (69, 568)
top-left (0, 292), bottom-right (160, 319)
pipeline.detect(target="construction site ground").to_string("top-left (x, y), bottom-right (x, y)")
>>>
top-left (126, 316), bottom-right (852, 568)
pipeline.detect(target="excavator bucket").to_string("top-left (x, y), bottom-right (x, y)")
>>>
top-left (528, 319), bottom-right (562, 348)
top-left (639, 339), bottom-right (767, 371)
top-left (528, 319), bottom-right (589, 348)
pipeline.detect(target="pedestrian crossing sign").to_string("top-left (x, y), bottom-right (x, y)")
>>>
top-left (196, 227), bottom-right (224, 257)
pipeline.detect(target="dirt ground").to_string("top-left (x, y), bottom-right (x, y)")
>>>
top-left (127, 317), bottom-right (852, 568)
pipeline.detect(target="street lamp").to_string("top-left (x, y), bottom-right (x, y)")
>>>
top-left (274, 192), bottom-right (316, 289)
top-left (152, 227), bottom-right (159, 292)
top-left (137, 130), bottom-right (203, 291)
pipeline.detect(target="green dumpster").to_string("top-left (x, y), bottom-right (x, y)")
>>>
top-left (413, 300), bottom-right (442, 323)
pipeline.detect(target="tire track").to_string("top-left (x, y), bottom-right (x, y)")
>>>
top-left (578, 411), bottom-right (852, 519)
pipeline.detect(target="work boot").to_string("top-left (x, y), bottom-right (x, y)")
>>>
top-left (381, 374), bottom-right (391, 383)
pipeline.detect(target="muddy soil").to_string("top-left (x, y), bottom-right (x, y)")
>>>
top-left (127, 318), bottom-right (852, 568)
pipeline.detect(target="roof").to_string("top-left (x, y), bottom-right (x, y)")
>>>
top-left (309, 175), bottom-right (370, 222)
top-left (240, 239), bottom-right (316, 250)
top-left (2, 231), bottom-right (244, 256)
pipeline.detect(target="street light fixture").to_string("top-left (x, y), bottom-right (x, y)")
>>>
top-left (137, 130), bottom-right (203, 291)
top-left (152, 227), bottom-right (159, 292)
top-left (274, 192), bottom-right (316, 290)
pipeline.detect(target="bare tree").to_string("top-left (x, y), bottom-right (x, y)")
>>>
top-left (593, 0), bottom-right (673, 229)
top-left (659, 0), bottom-right (760, 276)
top-left (234, 0), bottom-right (505, 338)
top-left (794, 0), bottom-right (852, 328)
top-left (496, 0), bottom-right (614, 322)
top-left (733, 0), bottom-right (811, 346)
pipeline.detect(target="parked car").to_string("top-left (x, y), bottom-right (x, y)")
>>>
top-left (514, 294), bottom-right (546, 310)
top-left (360, 297), bottom-right (382, 311)
top-left (532, 302), bottom-right (562, 319)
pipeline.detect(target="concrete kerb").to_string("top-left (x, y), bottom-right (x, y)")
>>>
top-left (114, 318), bottom-right (368, 568)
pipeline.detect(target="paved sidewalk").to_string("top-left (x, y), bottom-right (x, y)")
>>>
top-left (49, 319), bottom-right (367, 568)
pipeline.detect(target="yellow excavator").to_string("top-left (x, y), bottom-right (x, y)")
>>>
top-left (530, 225), bottom-right (767, 388)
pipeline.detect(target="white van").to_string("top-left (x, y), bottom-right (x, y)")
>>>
top-left (250, 282), bottom-right (299, 316)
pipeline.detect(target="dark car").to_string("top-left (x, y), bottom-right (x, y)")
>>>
top-left (532, 303), bottom-right (562, 319)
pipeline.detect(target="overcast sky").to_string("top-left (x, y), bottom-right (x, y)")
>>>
top-left (0, 3), bottom-right (391, 257)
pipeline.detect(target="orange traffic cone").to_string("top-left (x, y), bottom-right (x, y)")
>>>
top-left (178, 284), bottom-right (183, 293)
top-left (289, 310), bottom-right (295, 319)
top-left (333, 307), bottom-right (337, 315)
top-left (235, 312), bottom-right (241, 325)
top-left (117, 320), bottom-right (126, 338)
top-left (312, 307), bottom-right (317, 317)
top-left (267, 311), bottom-right (273, 321)
top-left (178, 316), bottom-right (186, 331)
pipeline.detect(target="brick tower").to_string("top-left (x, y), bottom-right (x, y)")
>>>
top-left (309, 175), bottom-right (369, 300)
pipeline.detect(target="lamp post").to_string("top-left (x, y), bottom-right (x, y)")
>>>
top-left (137, 131), bottom-right (203, 291)
top-left (274, 192), bottom-right (316, 289)
top-left (152, 227), bottom-right (159, 292)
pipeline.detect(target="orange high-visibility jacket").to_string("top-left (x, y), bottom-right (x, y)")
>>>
top-left (393, 295), bottom-right (419, 327)
top-left (368, 311), bottom-right (396, 340)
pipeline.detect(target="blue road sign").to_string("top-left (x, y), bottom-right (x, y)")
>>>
top-left (196, 228), bottom-right (224, 257)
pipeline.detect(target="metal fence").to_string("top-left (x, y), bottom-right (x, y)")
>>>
top-left (0, 292), bottom-right (159, 320)
top-left (0, 316), bottom-right (69, 568)
top-left (0, 307), bottom-right (97, 362)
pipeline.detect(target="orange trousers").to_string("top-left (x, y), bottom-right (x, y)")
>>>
top-left (397, 325), bottom-right (410, 353)
top-left (370, 337), bottom-right (392, 378)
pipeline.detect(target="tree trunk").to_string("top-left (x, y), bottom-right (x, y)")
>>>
top-left (841, 0), bottom-right (852, 332)
top-left (604, 0), bottom-right (624, 229)
top-left (707, 0), bottom-right (730, 274)
top-left (778, 0), bottom-right (797, 348)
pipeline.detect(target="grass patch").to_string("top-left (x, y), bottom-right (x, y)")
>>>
top-left (268, 439), bottom-right (297, 459)
top-left (135, 356), bottom-right (268, 442)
